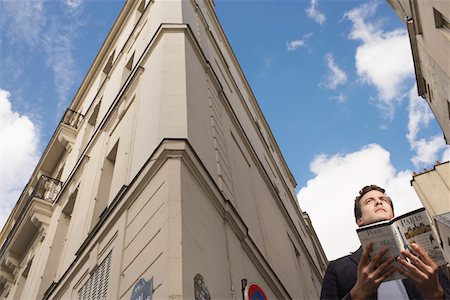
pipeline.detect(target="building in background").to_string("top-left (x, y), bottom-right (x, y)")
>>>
top-left (411, 161), bottom-right (450, 217)
top-left (387, 0), bottom-right (450, 144)
top-left (389, 0), bottom-right (450, 267)
top-left (411, 161), bottom-right (450, 265)
top-left (435, 213), bottom-right (450, 264)
top-left (0, 0), bottom-right (327, 299)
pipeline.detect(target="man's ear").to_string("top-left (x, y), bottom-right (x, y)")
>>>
top-left (356, 218), bottom-right (364, 227)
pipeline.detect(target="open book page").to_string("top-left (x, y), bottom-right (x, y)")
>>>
top-left (392, 208), bottom-right (446, 266)
top-left (357, 222), bottom-right (405, 281)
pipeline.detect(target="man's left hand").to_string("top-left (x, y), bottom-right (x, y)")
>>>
top-left (397, 243), bottom-right (444, 299)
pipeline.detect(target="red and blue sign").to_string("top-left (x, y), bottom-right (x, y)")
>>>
top-left (244, 283), bottom-right (267, 300)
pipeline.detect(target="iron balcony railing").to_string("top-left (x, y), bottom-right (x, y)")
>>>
top-left (31, 175), bottom-right (63, 203)
top-left (61, 108), bottom-right (84, 130)
top-left (0, 175), bottom-right (62, 258)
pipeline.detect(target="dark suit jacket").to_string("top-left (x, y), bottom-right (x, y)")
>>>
top-left (320, 247), bottom-right (450, 299)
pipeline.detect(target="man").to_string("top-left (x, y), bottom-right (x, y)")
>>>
top-left (320, 185), bottom-right (450, 299)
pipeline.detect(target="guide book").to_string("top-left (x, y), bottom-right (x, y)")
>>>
top-left (356, 207), bottom-right (446, 281)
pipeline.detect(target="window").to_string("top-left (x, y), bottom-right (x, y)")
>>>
top-left (121, 52), bottom-right (134, 86)
top-left (421, 78), bottom-right (431, 102)
top-left (100, 50), bottom-right (115, 85)
top-left (410, 0), bottom-right (422, 34)
top-left (78, 101), bottom-right (101, 158)
top-left (103, 51), bottom-right (115, 75)
top-left (88, 101), bottom-right (101, 126)
top-left (288, 236), bottom-right (312, 299)
top-left (433, 8), bottom-right (450, 33)
top-left (447, 100), bottom-right (450, 120)
top-left (78, 251), bottom-right (112, 300)
top-left (63, 186), bottom-right (78, 216)
top-left (55, 185), bottom-right (79, 277)
top-left (134, 0), bottom-right (146, 26)
top-left (91, 141), bottom-right (118, 229)
top-left (426, 83), bottom-right (433, 103)
top-left (12, 259), bottom-right (33, 300)
top-left (126, 52), bottom-right (134, 71)
top-left (137, 0), bottom-right (146, 13)
top-left (55, 163), bottom-right (65, 181)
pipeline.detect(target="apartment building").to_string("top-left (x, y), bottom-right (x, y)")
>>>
top-left (388, 0), bottom-right (450, 144)
top-left (411, 161), bottom-right (450, 265)
top-left (0, 1), bottom-right (327, 299)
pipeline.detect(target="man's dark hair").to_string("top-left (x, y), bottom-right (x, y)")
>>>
top-left (354, 185), bottom-right (394, 221)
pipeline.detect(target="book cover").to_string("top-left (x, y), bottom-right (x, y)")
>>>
top-left (356, 207), bottom-right (446, 281)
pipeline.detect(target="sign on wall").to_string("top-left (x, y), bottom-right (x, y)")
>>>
top-left (131, 278), bottom-right (153, 300)
top-left (243, 281), bottom-right (267, 300)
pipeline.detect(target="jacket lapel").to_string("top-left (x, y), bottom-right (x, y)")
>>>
top-left (349, 247), bottom-right (362, 265)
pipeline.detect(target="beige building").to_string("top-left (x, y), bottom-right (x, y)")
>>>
top-left (435, 212), bottom-right (450, 265)
top-left (387, 0), bottom-right (450, 144)
top-left (387, 0), bottom-right (450, 260)
top-left (411, 161), bottom-right (450, 265)
top-left (411, 161), bottom-right (450, 217)
top-left (0, 1), bottom-right (327, 299)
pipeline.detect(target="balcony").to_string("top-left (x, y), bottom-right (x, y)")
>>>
top-left (0, 108), bottom-right (79, 296)
top-left (61, 108), bottom-right (84, 130)
top-left (56, 109), bottom-right (84, 152)
top-left (0, 175), bottom-right (62, 284)
top-left (31, 175), bottom-right (63, 203)
top-left (39, 109), bottom-right (84, 176)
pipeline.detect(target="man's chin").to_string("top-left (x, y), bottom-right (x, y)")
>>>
top-left (373, 215), bottom-right (392, 223)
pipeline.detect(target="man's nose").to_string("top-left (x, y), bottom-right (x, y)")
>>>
top-left (375, 198), bottom-right (384, 205)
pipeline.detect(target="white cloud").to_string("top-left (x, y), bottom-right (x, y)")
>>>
top-left (322, 53), bottom-right (348, 89)
top-left (441, 147), bottom-right (450, 162)
top-left (410, 135), bottom-right (446, 167)
top-left (43, 22), bottom-right (77, 111)
top-left (1, 1), bottom-right (84, 110)
top-left (305, 0), bottom-right (326, 26)
top-left (1, 0), bottom-right (46, 48)
top-left (287, 40), bottom-right (305, 51)
top-left (344, 1), bottom-right (414, 119)
top-left (342, 1), bottom-right (448, 169)
top-left (0, 90), bottom-right (40, 229)
top-left (286, 40), bottom-right (305, 51)
top-left (66, 0), bottom-right (84, 11)
top-left (407, 87), bottom-right (434, 144)
top-left (286, 33), bottom-right (313, 51)
top-left (344, 1), bottom-right (378, 42)
top-left (298, 144), bottom-right (422, 260)
top-left (256, 56), bottom-right (272, 80)
top-left (407, 86), bottom-right (447, 167)
top-left (329, 94), bottom-right (347, 103)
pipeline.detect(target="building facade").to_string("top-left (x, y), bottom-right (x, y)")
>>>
top-left (411, 161), bottom-right (449, 217)
top-left (411, 161), bottom-right (450, 265)
top-left (0, 1), bottom-right (327, 299)
top-left (435, 212), bottom-right (450, 265)
top-left (387, 0), bottom-right (450, 144)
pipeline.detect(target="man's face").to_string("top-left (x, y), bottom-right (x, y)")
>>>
top-left (357, 190), bottom-right (394, 226)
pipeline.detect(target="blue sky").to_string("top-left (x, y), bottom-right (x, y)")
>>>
top-left (1, 0), bottom-right (449, 260)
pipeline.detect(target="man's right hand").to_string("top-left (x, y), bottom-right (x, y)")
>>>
top-left (350, 243), bottom-right (396, 300)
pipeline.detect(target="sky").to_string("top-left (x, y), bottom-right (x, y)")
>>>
top-left (1, 0), bottom-right (449, 261)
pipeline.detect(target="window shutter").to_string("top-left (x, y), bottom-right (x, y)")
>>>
top-left (78, 251), bottom-right (112, 300)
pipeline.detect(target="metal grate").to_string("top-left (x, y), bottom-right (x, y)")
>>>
top-left (78, 251), bottom-right (112, 300)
